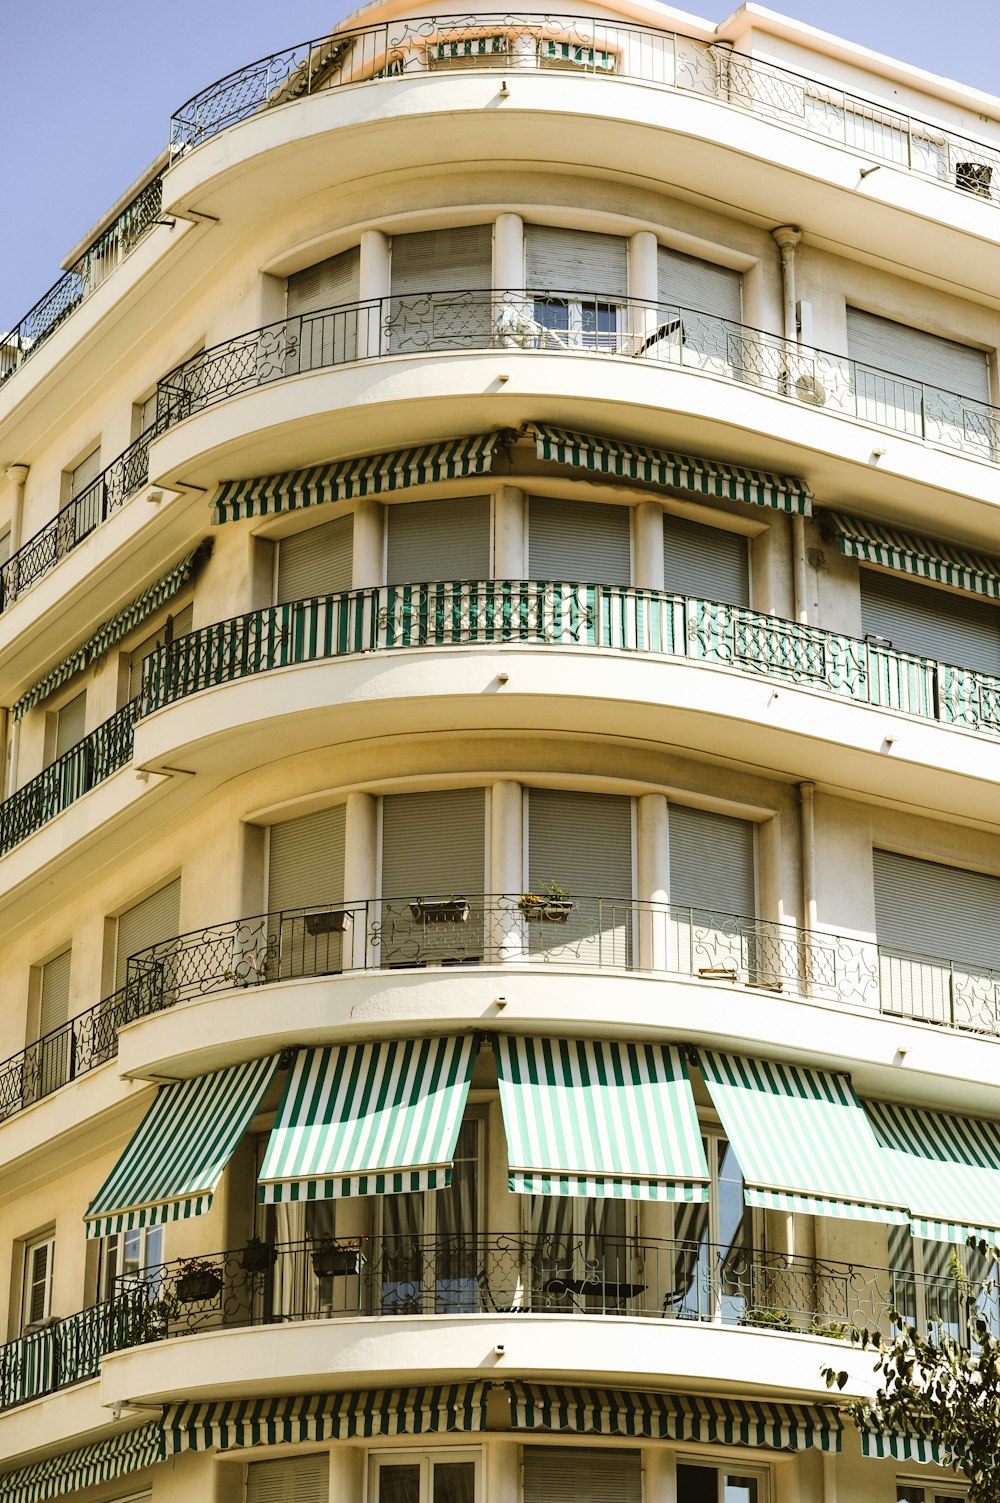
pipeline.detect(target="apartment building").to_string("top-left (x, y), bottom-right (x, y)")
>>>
top-left (1, 3), bottom-right (1000, 1500)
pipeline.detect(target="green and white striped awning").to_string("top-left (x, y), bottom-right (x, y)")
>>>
top-left (860, 1428), bottom-right (945, 1465)
top-left (865, 1098), bottom-right (1000, 1244)
top-left (0, 1423), bottom-right (163, 1502)
top-left (212, 435), bottom-right (503, 524)
top-left (258, 1037), bottom-right (476, 1201)
top-left (85, 1056), bottom-right (279, 1237)
top-left (530, 424), bottom-right (813, 515)
top-left (697, 1051), bottom-right (909, 1225)
top-left (825, 510), bottom-right (1000, 599)
top-left (494, 1037), bottom-right (709, 1200)
top-left (12, 544), bottom-right (208, 721)
top-left (162, 1384), bottom-right (488, 1455)
top-left (508, 1384), bottom-right (842, 1452)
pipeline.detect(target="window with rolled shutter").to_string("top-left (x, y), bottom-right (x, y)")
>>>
top-left (386, 498), bottom-right (490, 584)
top-left (846, 308), bottom-right (989, 402)
top-left (873, 848), bottom-right (1000, 1028)
top-left (669, 804), bottom-right (756, 983)
top-left (128, 604), bottom-right (194, 701)
top-left (67, 446), bottom-right (103, 545)
top-left (663, 513), bottom-right (749, 607)
top-left (246, 1454), bottom-right (329, 1503)
top-left (525, 227), bottom-right (627, 296)
top-left (381, 789), bottom-right (486, 964)
top-left (860, 569), bottom-right (1000, 678)
top-left (287, 248), bottom-right (362, 370)
top-left (277, 515), bottom-right (353, 604)
top-left (70, 447), bottom-right (102, 499)
top-left (522, 1446), bottom-right (641, 1503)
top-left (38, 948), bottom-right (72, 1098)
top-left (657, 245), bottom-right (742, 320)
top-left (527, 498), bottom-right (630, 584)
top-left (287, 248), bottom-right (360, 318)
top-left (115, 878), bottom-right (181, 988)
top-left (54, 690), bottom-right (87, 760)
top-left (527, 789), bottom-right (632, 964)
top-left (267, 805), bottom-right (347, 979)
top-left (388, 226), bottom-right (493, 351)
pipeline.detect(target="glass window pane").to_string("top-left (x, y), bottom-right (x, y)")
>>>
top-left (724, 1477), bottom-right (759, 1503)
top-left (897, 1489), bottom-right (924, 1503)
top-left (433, 1461), bottom-right (476, 1503)
top-left (378, 1465), bottom-right (421, 1503)
top-left (678, 1463), bottom-right (718, 1503)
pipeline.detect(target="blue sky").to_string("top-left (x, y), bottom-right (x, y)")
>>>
top-left (2, 0), bottom-right (999, 334)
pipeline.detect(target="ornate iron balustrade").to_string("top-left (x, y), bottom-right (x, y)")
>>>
top-left (137, 579), bottom-right (1000, 750)
top-left (0, 1290), bottom-right (148, 1411)
top-left (155, 290), bottom-right (1000, 466)
top-left (0, 175), bottom-right (163, 390)
top-left (0, 698), bottom-right (139, 859)
top-left (0, 423), bottom-right (161, 612)
top-left (102, 1234), bottom-right (997, 1352)
top-left (169, 12), bottom-right (1000, 210)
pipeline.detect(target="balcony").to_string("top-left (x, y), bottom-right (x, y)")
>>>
top-left (3, 1233), bottom-right (989, 1412)
top-left (154, 291), bottom-right (1000, 469)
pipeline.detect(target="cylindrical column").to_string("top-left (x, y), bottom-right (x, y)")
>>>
top-left (822, 1454), bottom-right (837, 1503)
top-left (633, 501), bottom-right (665, 591)
top-left (352, 498), bottom-right (384, 589)
top-left (490, 780), bottom-right (524, 962)
top-left (493, 213), bottom-right (524, 287)
top-left (628, 230), bottom-right (658, 354)
top-left (5, 463), bottom-right (29, 555)
top-left (328, 1444), bottom-right (364, 1503)
top-left (637, 793), bottom-right (669, 971)
top-left (493, 485), bottom-right (525, 578)
top-left (6, 715), bottom-right (21, 795)
top-left (643, 1447), bottom-right (677, 1503)
top-left (345, 791), bottom-right (378, 967)
top-left (359, 228), bottom-right (391, 357)
top-left (799, 780), bottom-right (816, 931)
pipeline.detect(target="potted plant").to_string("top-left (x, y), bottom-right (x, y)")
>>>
top-left (140, 1292), bottom-right (179, 1341)
top-left (310, 1236), bottom-right (362, 1278)
top-left (406, 896), bottom-right (470, 924)
top-left (175, 1257), bottom-right (223, 1303)
top-left (304, 908), bottom-right (353, 936)
top-left (741, 1305), bottom-right (794, 1331)
top-left (240, 1235), bottom-right (277, 1274)
top-left (519, 880), bottom-right (574, 923)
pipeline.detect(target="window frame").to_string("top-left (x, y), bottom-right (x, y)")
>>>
top-left (98, 1225), bottom-right (165, 1303)
top-left (675, 1454), bottom-right (771, 1502)
top-left (22, 1232), bottom-right (56, 1332)
top-left (368, 1445), bottom-right (483, 1503)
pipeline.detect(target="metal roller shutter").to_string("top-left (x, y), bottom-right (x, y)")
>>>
top-left (525, 226), bottom-right (628, 295)
top-left (246, 1454), bottom-right (329, 1503)
top-left (846, 308), bottom-right (989, 402)
top-left (874, 850), bottom-right (1000, 969)
top-left (286, 248), bottom-right (360, 318)
top-left (669, 804), bottom-right (755, 915)
top-left (128, 603), bottom-right (193, 701)
top-left (38, 948), bottom-right (73, 1097)
top-left (54, 690), bottom-right (87, 759)
top-left (527, 789), bottom-right (633, 966)
top-left (115, 878), bottom-right (181, 987)
top-left (527, 498), bottom-right (630, 584)
top-left (860, 569), bottom-right (1000, 677)
top-left (268, 805), bottom-right (347, 979)
top-left (276, 515), bottom-right (353, 603)
top-left (381, 789), bottom-right (486, 964)
top-left (657, 245), bottom-right (742, 319)
top-left (390, 225), bottom-right (492, 296)
top-left (663, 513), bottom-right (749, 606)
top-left (386, 497), bottom-right (491, 584)
top-left (522, 1446), bottom-right (641, 1503)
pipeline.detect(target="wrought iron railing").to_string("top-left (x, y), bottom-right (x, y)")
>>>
top-left (168, 13), bottom-right (1000, 218)
top-left (0, 698), bottom-right (139, 858)
top-left (0, 1290), bottom-right (147, 1411)
top-left (0, 175), bottom-right (163, 389)
top-left (137, 579), bottom-right (1000, 748)
top-left (155, 290), bottom-right (1000, 465)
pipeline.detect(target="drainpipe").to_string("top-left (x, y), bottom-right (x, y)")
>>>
top-left (5, 462), bottom-right (29, 554)
top-left (772, 228), bottom-right (810, 625)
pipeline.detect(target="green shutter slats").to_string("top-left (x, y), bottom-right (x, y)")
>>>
top-left (258, 1037), bottom-right (477, 1201)
top-left (212, 436), bottom-right (501, 524)
top-left (162, 1384), bottom-right (488, 1455)
top-left (494, 1036), bottom-right (709, 1200)
top-left (530, 424), bottom-right (812, 515)
top-left (0, 1422), bottom-right (163, 1502)
top-left (697, 1050), bottom-right (909, 1225)
top-left (865, 1098), bottom-right (1000, 1244)
top-left (12, 544), bottom-right (209, 721)
top-left (508, 1384), bottom-right (843, 1452)
top-left (85, 1056), bottom-right (279, 1237)
top-left (826, 510), bottom-right (1000, 600)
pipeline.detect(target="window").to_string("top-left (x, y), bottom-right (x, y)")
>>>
top-left (64, 446), bottom-right (103, 548)
top-left (525, 227), bottom-right (628, 353)
top-left (286, 248), bottom-right (361, 370)
top-left (380, 788), bottom-right (487, 966)
top-left (677, 1461), bottom-right (769, 1502)
top-left (132, 389), bottom-right (159, 440)
top-left (860, 568), bottom-right (1000, 678)
top-left (385, 497), bottom-right (491, 586)
top-left (114, 878), bottom-right (181, 991)
top-left (370, 1449), bottom-right (480, 1503)
top-left (99, 1226), bottom-right (164, 1302)
top-left (22, 1235), bottom-right (55, 1331)
top-left (669, 1131), bottom-right (754, 1324)
top-left (523, 1446), bottom-right (639, 1503)
top-left (276, 514), bottom-right (353, 604)
top-left (126, 603), bottom-right (194, 704)
top-left (889, 1223), bottom-right (998, 1345)
top-left (379, 1116), bottom-right (483, 1314)
top-left (525, 788), bottom-right (633, 964)
top-left (52, 688), bottom-right (87, 763)
top-left (536, 39), bottom-right (615, 72)
top-left (0, 527), bottom-right (9, 566)
top-left (37, 948), bottom-right (73, 1098)
top-left (388, 226), bottom-right (492, 352)
top-left (663, 513), bottom-right (749, 609)
top-left (247, 1453), bottom-right (329, 1503)
top-left (668, 804), bottom-right (757, 981)
top-left (266, 804), bottom-right (347, 980)
top-left (526, 496), bottom-right (631, 585)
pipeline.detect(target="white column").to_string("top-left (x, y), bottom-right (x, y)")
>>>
top-left (493, 485), bottom-right (525, 578)
top-left (822, 1453), bottom-right (837, 1503)
top-left (5, 463), bottom-right (29, 554)
top-left (328, 1444), bottom-right (364, 1503)
top-left (352, 498), bottom-right (384, 588)
top-left (637, 793), bottom-right (669, 971)
top-left (643, 1447), bottom-right (677, 1503)
top-left (493, 213), bottom-right (524, 287)
top-left (344, 791), bottom-right (378, 967)
top-left (490, 780), bottom-right (524, 963)
top-left (628, 230), bottom-right (658, 354)
top-left (359, 228), bottom-right (391, 357)
top-left (633, 500), bottom-right (664, 591)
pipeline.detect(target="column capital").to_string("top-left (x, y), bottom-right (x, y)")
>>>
top-left (771, 224), bottom-right (803, 251)
top-left (4, 463), bottom-right (29, 486)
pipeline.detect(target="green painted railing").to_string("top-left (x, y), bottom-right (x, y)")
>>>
top-left (140, 579), bottom-right (1000, 742)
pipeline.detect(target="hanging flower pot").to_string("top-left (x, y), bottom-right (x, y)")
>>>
top-left (240, 1238), bottom-right (277, 1274)
top-left (310, 1240), bottom-right (361, 1278)
top-left (176, 1263), bottom-right (223, 1303)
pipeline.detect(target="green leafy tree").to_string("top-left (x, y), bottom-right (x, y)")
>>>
top-left (822, 1248), bottom-right (1000, 1502)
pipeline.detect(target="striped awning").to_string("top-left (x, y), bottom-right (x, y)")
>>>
top-left (508, 1384), bottom-right (842, 1452)
top-left (865, 1098), bottom-right (1000, 1244)
top-left (530, 424), bottom-right (813, 515)
top-left (12, 544), bottom-right (209, 721)
top-left (825, 510), bottom-right (1000, 599)
top-left (860, 1428), bottom-right (945, 1465)
top-left (697, 1051), bottom-right (908, 1225)
top-left (162, 1384), bottom-right (488, 1455)
top-left (0, 1423), bottom-right (163, 1503)
top-left (258, 1037), bottom-right (476, 1202)
top-left (85, 1056), bottom-right (279, 1237)
top-left (212, 434), bottom-right (503, 524)
top-left (494, 1037), bottom-right (709, 1200)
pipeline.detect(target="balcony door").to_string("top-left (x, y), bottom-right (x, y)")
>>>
top-left (36, 948), bottom-right (72, 1099)
top-left (670, 1131), bottom-right (752, 1325)
top-left (663, 513), bottom-right (749, 609)
top-left (668, 803), bottom-right (756, 982)
top-left (286, 247), bottom-right (361, 371)
top-left (525, 226), bottom-right (628, 352)
top-left (889, 1222), bottom-right (999, 1345)
top-left (385, 497), bottom-right (491, 588)
top-left (654, 243), bottom-right (742, 374)
top-left (676, 1463), bottom-right (767, 1503)
top-left (266, 804), bottom-right (347, 980)
top-left (275, 514), bottom-right (353, 605)
top-left (388, 225), bottom-right (493, 351)
top-left (527, 1191), bottom-right (634, 1313)
top-left (526, 497), bottom-right (631, 588)
top-left (379, 788), bottom-right (487, 966)
top-left (525, 788), bottom-right (633, 965)
top-left (379, 1116), bottom-right (482, 1313)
